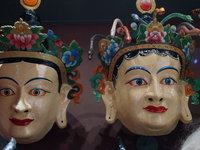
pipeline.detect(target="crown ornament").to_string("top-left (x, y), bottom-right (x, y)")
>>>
top-left (0, 18), bottom-right (83, 104)
top-left (20, 0), bottom-right (41, 10)
top-left (89, 0), bottom-right (200, 104)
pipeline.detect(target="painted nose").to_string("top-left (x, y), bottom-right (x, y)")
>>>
top-left (13, 95), bottom-right (31, 114)
top-left (148, 97), bottom-right (163, 102)
top-left (145, 80), bottom-right (163, 102)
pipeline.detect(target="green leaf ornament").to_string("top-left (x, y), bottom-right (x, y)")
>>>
top-left (163, 24), bottom-right (171, 43)
top-left (137, 24), bottom-right (146, 43)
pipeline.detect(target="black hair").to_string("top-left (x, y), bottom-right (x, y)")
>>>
top-left (0, 57), bottom-right (62, 92)
top-left (112, 49), bottom-right (181, 88)
top-left (140, 13), bottom-right (153, 24)
top-left (19, 9), bottom-right (41, 24)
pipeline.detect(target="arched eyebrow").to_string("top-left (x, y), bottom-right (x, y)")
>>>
top-left (157, 66), bottom-right (179, 74)
top-left (125, 66), bottom-right (151, 75)
top-left (24, 77), bottom-right (53, 86)
top-left (0, 77), bottom-right (19, 85)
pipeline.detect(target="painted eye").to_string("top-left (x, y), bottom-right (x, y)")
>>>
top-left (160, 77), bottom-right (177, 85)
top-left (29, 88), bottom-right (50, 96)
top-left (0, 88), bottom-right (15, 96)
top-left (126, 78), bottom-right (148, 86)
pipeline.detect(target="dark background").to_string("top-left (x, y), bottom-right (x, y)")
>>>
top-left (0, 0), bottom-right (200, 24)
top-left (0, 0), bottom-right (200, 150)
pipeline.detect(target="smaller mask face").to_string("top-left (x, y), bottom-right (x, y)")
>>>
top-left (107, 53), bottom-right (189, 135)
top-left (0, 61), bottom-right (61, 144)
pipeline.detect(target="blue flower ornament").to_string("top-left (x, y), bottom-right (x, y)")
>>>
top-left (61, 40), bottom-right (83, 73)
top-left (102, 39), bottom-right (119, 64)
top-left (182, 42), bottom-right (191, 64)
top-left (62, 49), bottom-right (80, 67)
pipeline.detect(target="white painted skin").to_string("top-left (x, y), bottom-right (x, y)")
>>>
top-left (102, 53), bottom-right (191, 136)
top-left (0, 61), bottom-right (71, 144)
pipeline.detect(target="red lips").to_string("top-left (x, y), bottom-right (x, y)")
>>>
top-left (9, 118), bottom-right (34, 126)
top-left (143, 105), bottom-right (167, 113)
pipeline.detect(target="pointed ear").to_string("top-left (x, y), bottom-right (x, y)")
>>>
top-left (56, 83), bottom-right (72, 129)
top-left (179, 80), bottom-right (192, 124)
top-left (102, 81), bottom-right (118, 124)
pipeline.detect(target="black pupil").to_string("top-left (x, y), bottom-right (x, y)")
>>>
top-left (34, 90), bottom-right (40, 95)
top-left (4, 90), bottom-right (10, 95)
top-left (165, 78), bottom-right (171, 84)
top-left (136, 79), bottom-right (143, 85)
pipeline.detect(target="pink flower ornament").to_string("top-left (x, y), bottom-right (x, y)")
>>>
top-left (54, 39), bottom-right (62, 47)
top-left (145, 30), bottom-right (167, 43)
top-left (7, 32), bottom-right (39, 50)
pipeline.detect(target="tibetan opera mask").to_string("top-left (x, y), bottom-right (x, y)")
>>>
top-left (0, 18), bottom-right (83, 144)
top-left (89, 0), bottom-right (200, 136)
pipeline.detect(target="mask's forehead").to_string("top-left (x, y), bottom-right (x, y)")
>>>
top-left (0, 62), bottom-right (59, 85)
top-left (119, 53), bottom-right (181, 76)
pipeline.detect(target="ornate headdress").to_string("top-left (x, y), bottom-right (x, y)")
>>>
top-left (0, 18), bottom-right (83, 104)
top-left (89, 0), bottom-right (200, 104)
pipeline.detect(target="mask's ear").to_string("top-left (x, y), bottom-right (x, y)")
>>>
top-left (179, 80), bottom-right (192, 124)
top-left (102, 81), bottom-right (118, 124)
top-left (56, 83), bottom-right (72, 129)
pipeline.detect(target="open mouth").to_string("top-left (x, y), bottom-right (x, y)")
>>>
top-left (9, 118), bottom-right (34, 126)
top-left (143, 105), bottom-right (168, 113)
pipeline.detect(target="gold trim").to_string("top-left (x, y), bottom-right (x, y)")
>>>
top-left (108, 44), bottom-right (186, 81)
top-left (136, 0), bottom-right (156, 14)
top-left (20, 0), bottom-right (41, 10)
top-left (0, 51), bottom-right (67, 83)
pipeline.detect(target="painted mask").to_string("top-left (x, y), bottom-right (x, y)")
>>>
top-left (89, 0), bottom-right (200, 136)
top-left (0, 19), bottom-right (83, 143)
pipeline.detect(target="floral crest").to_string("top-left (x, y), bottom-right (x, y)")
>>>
top-left (137, 18), bottom-right (170, 44)
top-left (0, 18), bottom-right (46, 51)
top-left (144, 19), bottom-right (167, 43)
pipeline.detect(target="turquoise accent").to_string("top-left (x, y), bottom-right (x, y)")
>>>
top-left (157, 66), bottom-right (179, 74)
top-left (125, 66), bottom-right (151, 75)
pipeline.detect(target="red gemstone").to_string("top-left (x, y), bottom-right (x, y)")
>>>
top-left (140, 0), bottom-right (152, 11)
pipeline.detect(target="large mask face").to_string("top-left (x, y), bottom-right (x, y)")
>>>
top-left (102, 53), bottom-right (192, 136)
top-left (0, 61), bottom-right (71, 144)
